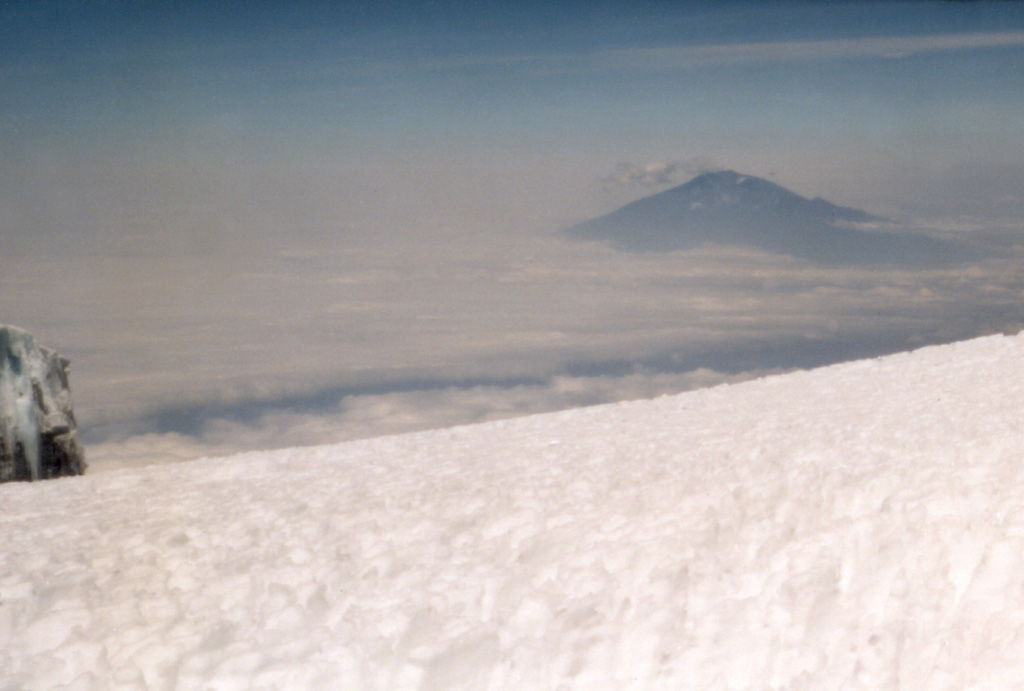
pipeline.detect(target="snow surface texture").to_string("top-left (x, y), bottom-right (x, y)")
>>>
top-left (2, 332), bottom-right (1024, 689)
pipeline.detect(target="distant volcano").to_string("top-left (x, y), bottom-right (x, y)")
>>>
top-left (565, 170), bottom-right (976, 265)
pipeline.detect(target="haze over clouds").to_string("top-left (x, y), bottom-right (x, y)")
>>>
top-left (1, 1), bottom-right (1022, 470)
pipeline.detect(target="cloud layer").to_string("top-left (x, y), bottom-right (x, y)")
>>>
top-left (5, 232), bottom-right (1015, 472)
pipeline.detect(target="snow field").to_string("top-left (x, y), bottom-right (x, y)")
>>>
top-left (2, 333), bottom-right (1024, 689)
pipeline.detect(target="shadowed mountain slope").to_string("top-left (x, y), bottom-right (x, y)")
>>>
top-left (565, 170), bottom-right (979, 265)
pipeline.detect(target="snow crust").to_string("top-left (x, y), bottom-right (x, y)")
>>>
top-left (3, 332), bottom-right (1024, 689)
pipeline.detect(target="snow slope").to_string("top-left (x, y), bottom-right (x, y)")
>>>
top-left (3, 332), bottom-right (1024, 690)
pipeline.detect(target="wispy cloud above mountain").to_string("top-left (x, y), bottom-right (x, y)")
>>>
top-left (597, 30), bottom-right (1024, 70)
top-left (601, 158), bottom-right (720, 192)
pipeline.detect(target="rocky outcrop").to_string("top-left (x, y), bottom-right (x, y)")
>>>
top-left (0, 325), bottom-right (85, 482)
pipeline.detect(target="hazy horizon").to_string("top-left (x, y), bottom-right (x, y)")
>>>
top-left (2, 0), bottom-right (1023, 469)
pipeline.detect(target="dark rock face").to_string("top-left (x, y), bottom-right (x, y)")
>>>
top-left (0, 326), bottom-right (86, 482)
top-left (565, 170), bottom-right (979, 265)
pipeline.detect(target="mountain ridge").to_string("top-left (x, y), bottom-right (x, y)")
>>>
top-left (631, 169), bottom-right (879, 224)
top-left (565, 169), bottom-right (976, 265)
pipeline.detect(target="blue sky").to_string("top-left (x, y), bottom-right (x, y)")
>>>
top-left (5, 1), bottom-right (1023, 207)
top-left (4, 2), bottom-right (1024, 223)
top-left (2, 1), bottom-right (1023, 469)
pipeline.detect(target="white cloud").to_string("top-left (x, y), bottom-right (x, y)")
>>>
top-left (601, 158), bottom-right (719, 191)
top-left (600, 31), bottom-right (1024, 70)
top-left (309, 29), bottom-right (1024, 82)
top-left (85, 367), bottom-right (783, 473)
top-left (73, 242), bottom-right (1024, 473)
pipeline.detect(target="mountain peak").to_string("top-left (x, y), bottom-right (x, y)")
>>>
top-left (691, 169), bottom-right (745, 183)
top-left (686, 169), bottom-right (775, 187)
top-left (663, 170), bottom-right (806, 213)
